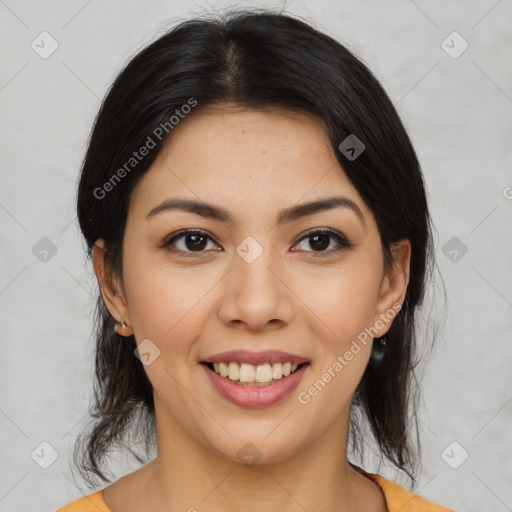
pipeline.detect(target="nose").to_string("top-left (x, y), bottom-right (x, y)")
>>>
top-left (216, 246), bottom-right (294, 332)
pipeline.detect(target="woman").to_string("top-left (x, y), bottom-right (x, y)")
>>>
top-left (57, 8), bottom-right (454, 512)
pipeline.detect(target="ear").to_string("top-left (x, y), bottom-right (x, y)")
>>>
top-left (372, 239), bottom-right (411, 338)
top-left (92, 239), bottom-right (133, 337)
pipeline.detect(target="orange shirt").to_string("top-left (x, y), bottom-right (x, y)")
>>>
top-left (56, 472), bottom-right (455, 511)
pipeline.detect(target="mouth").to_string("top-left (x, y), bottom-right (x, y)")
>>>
top-left (200, 361), bottom-right (310, 387)
top-left (198, 349), bottom-right (311, 407)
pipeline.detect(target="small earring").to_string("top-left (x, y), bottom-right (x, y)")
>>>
top-left (379, 336), bottom-right (387, 346)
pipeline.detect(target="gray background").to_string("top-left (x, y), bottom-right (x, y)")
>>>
top-left (1, 1), bottom-right (511, 511)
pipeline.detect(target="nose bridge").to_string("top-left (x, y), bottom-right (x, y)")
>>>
top-left (218, 235), bottom-right (293, 329)
top-left (235, 235), bottom-right (280, 305)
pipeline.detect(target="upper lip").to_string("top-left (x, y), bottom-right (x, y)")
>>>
top-left (201, 350), bottom-right (310, 366)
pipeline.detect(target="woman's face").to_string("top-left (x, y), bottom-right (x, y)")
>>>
top-left (95, 106), bottom-right (410, 465)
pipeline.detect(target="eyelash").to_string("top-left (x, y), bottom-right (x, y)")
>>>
top-left (161, 228), bottom-right (355, 258)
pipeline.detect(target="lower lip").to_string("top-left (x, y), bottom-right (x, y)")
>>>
top-left (201, 363), bottom-right (310, 408)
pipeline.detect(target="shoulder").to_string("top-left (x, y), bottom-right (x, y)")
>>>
top-left (368, 473), bottom-right (455, 512)
top-left (56, 490), bottom-right (110, 512)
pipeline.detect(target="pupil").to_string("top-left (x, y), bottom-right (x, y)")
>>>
top-left (311, 234), bottom-right (329, 251)
top-left (186, 235), bottom-right (207, 251)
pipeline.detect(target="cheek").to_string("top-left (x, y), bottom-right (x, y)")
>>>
top-left (297, 256), bottom-right (382, 346)
top-left (296, 276), bottom-right (378, 418)
top-left (293, 254), bottom-right (382, 407)
top-left (122, 247), bottom-right (221, 348)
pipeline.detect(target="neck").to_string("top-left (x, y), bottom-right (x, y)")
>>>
top-left (138, 400), bottom-right (367, 512)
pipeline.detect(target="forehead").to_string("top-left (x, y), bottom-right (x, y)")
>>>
top-left (128, 106), bottom-right (369, 223)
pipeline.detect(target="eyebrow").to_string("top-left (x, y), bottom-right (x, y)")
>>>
top-left (146, 196), bottom-right (366, 228)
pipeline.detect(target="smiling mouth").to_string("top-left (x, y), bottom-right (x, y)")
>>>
top-left (201, 361), bottom-right (310, 387)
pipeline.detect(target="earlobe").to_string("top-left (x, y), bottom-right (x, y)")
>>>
top-left (92, 240), bottom-right (133, 336)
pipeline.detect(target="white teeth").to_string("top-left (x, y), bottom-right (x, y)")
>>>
top-left (210, 361), bottom-right (302, 384)
top-left (239, 363), bottom-right (255, 383)
top-left (255, 363), bottom-right (273, 383)
top-left (272, 362), bottom-right (283, 379)
top-left (228, 362), bottom-right (239, 381)
top-left (219, 362), bottom-right (229, 377)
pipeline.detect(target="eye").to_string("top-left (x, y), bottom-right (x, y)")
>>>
top-left (292, 228), bottom-right (355, 256)
top-left (161, 229), bottom-right (220, 256)
top-left (161, 227), bottom-right (355, 258)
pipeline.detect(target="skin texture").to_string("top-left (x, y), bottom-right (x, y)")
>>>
top-left (93, 105), bottom-right (410, 512)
